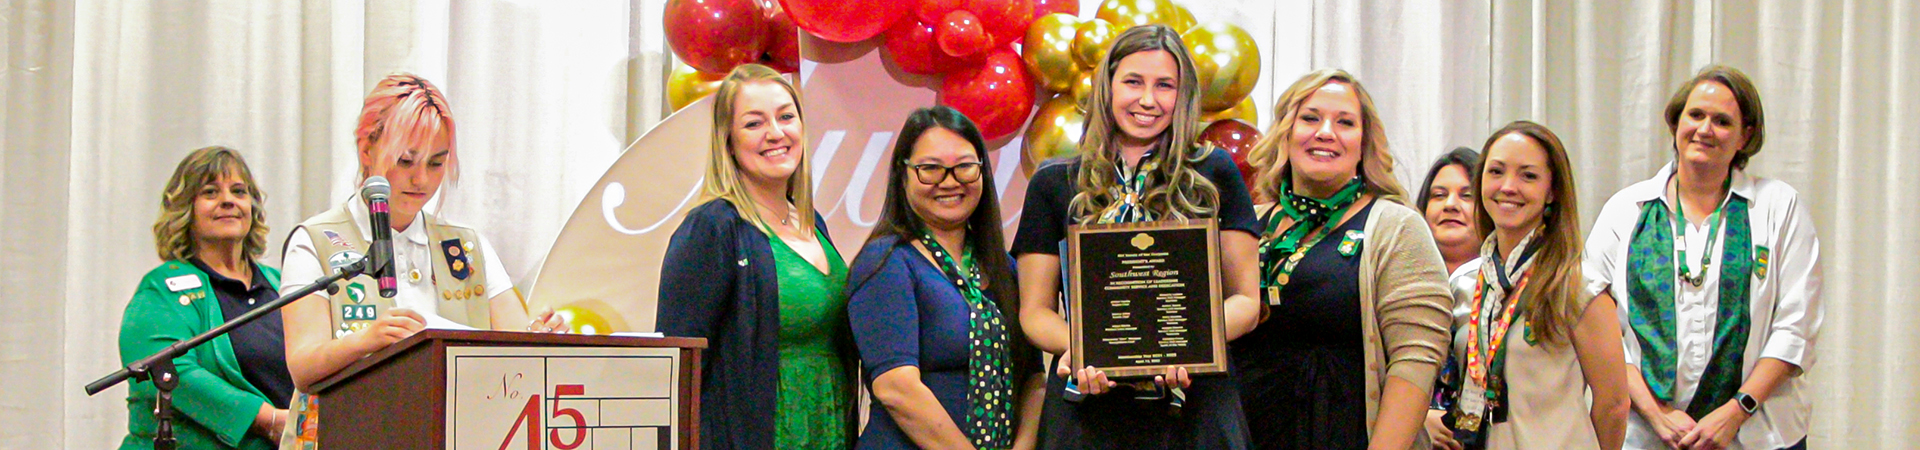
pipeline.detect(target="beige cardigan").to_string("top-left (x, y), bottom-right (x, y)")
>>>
top-left (1355, 200), bottom-right (1456, 449)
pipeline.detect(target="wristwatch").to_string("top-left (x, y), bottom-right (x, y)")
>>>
top-left (1734, 391), bottom-right (1760, 415)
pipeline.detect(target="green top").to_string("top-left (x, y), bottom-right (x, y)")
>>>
top-left (769, 230), bottom-right (853, 449)
top-left (119, 260), bottom-right (282, 450)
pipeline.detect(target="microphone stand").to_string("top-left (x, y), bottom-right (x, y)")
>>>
top-left (86, 254), bottom-right (383, 450)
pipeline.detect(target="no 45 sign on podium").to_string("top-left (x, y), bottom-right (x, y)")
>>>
top-left (446, 346), bottom-right (684, 450)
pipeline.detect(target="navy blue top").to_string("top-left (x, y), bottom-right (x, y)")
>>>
top-left (1009, 147), bottom-right (1259, 450)
top-left (1011, 148), bottom-right (1261, 256)
top-left (1232, 199), bottom-right (1376, 449)
top-left (657, 199), bottom-right (859, 450)
top-left (188, 258), bottom-right (293, 408)
top-left (846, 235), bottom-right (1016, 450)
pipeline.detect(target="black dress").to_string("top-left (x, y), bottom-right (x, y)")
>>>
top-left (1011, 149), bottom-right (1257, 450)
top-left (1231, 199), bottom-right (1377, 450)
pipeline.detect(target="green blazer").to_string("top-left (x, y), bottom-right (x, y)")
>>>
top-left (119, 260), bottom-right (282, 450)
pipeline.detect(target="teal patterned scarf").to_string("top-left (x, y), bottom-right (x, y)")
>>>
top-left (1625, 191), bottom-right (1754, 419)
top-left (918, 229), bottom-right (1013, 448)
top-left (1095, 150), bottom-right (1160, 223)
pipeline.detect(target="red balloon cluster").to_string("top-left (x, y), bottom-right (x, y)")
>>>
top-left (857, 0), bottom-right (1071, 139)
top-left (1197, 119), bottom-right (1262, 195)
top-left (665, 0), bottom-right (802, 75)
top-left (682, 0), bottom-right (1083, 139)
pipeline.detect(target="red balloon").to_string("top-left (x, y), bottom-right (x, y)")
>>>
top-left (883, 17), bottom-right (970, 75)
top-left (779, 0), bottom-right (910, 43)
top-left (937, 10), bottom-right (992, 58)
top-left (941, 50), bottom-right (1037, 140)
top-left (762, 0), bottom-right (801, 73)
top-left (665, 0), bottom-right (769, 74)
top-left (1032, 0), bottom-right (1078, 18)
top-left (917, 0), bottom-right (966, 25)
top-left (972, 0), bottom-right (1035, 46)
top-left (1198, 119), bottom-right (1262, 188)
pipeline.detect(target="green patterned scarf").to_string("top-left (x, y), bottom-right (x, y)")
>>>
top-left (1259, 177), bottom-right (1365, 289)
top-left (1625, 192), bottom-right (1754, 419)
top-left (918, 229), bottom-right (1013, 448)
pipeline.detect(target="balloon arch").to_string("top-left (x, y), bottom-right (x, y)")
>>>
top-left (663, 0), bottom-right (1267, 186)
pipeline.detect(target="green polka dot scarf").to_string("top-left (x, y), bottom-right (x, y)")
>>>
top-left (918, 229), bottom-right (1013, 449)
top-left (1625, 188), bottom-right (1754, 419)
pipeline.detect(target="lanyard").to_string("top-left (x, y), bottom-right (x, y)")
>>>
top-left (1671, 175), bottom-right (1733, 287)
top-left (1465, 269), bottom-right (1531, 387)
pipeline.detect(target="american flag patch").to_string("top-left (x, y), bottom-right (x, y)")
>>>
top-left (323, 230), bottom-right (352, 249)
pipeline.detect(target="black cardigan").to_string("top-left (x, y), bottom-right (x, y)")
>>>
top-left (657, 199), bottom-right (859, 450)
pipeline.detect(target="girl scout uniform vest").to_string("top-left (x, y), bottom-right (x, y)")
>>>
top-left (281, 205), bottom-right (493, 450)
top-left (299, 205), bottom-right (492, 333)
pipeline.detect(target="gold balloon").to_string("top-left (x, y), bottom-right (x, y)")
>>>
top-left (1024, 13), bottom-right (1083, 93)
top-left (1201, 96), bottom-right (1259, 126)
top-left (1071, 71), bottom-right (1096, 111)
top-left (1183, 22), bottom-right (1262, 111)
top-left (1095, 0), bottom-right (1184, 29)
top-left (1167, 3), bottom-right (1196, 32)
top-left (552, 300), bottom-right (632, 335)
top-left (1023, 94), bottom-right (1087, 175)
top-left (668, 62), bottom-right (725, 112)
top-left (1071, 18), bottom-right (1118, 69)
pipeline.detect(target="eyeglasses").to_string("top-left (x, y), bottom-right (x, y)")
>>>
top-left (906, 161), bottom-right (984, 185)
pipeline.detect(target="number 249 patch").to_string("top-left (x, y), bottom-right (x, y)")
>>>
top-left (342, 304), bottom-right (378, 321)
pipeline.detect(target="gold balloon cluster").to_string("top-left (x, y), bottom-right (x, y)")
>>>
top-left (668, 61), bottom-right (726, 112)
top-left (1020, 0), bottom-right (1263, 174)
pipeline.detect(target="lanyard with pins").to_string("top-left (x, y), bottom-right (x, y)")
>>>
top-left (1466, 269), bottom-right (1531, 389)
top-left (1672, 175), bottom-right (1733, 287)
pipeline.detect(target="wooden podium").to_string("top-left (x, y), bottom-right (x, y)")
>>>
top-left (310, 329), bottom-right (705, 450)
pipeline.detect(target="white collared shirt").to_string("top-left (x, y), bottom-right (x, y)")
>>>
top-left (1583, 163), bottom-right (1823, 449)
top-left (281, 195), bottom-right (513, 328)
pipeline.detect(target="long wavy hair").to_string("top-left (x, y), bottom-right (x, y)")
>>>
top-left (1249, 69), bottom-right (1406, 206)
top-left (1068, 24), bottom-right (1220, 222)
top-left (356, 73), bottom-right (460, 184)
top-left (153, 146), bottom-right (269, 262)
top-left (1472, 121), bottom-right (1583, 345)
top-left (703, 63), bottom-right (817, 233)
top-left (860, 106), bottom-right (1040, 384)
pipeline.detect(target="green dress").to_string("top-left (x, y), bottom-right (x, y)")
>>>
top-left (770, 230), bottom-right (853, 449)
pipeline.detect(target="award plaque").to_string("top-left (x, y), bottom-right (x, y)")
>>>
top-left (1065, 219), bottom-right (1227, 378)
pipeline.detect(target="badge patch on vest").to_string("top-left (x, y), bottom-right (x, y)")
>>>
top-left (346, 283), bottom-right (367, 304)
top-left (323, 229), bottom-right (354, 249)
top-left (443, 239), bottom-right (471, 280)
top-left (342, 304), bottom-right (377, 321)
top-left (328, 250), bottom-right (366, 272)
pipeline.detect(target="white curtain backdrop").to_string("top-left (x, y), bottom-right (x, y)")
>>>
top-left (2, 0), bottom-right (671, 448)
top-left (4, 0), bottom-right (1914, 448)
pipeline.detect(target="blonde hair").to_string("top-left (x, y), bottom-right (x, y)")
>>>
top-left (1069, 24), bottom-right (1219, 221)
top-left (153, 146), bottom-right (270, 262)
top-left (1472, 121), bottom-right (1584, 345)
top-left (704, 64), bottom-right (817, 233)
top-left (1249, 69), bottom-right (1405, 205)
top-left (356, 73), bottom-right (460, 184)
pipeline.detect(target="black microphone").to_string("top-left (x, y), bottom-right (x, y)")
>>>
top-left (361, 176), bottom-right (398, 298)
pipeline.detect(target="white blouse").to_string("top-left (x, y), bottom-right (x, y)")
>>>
top-left (281, 195), bottom-right (514, 329)
top-left (1582, 163), bottom-right (1823, 449)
